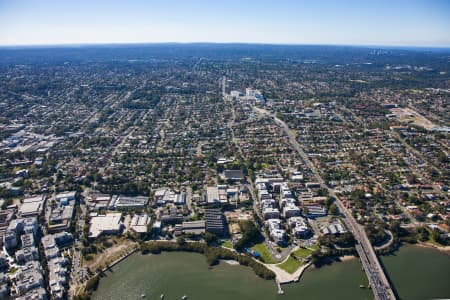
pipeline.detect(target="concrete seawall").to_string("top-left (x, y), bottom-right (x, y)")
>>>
top-left (102, 246), bottom-right (139, 272)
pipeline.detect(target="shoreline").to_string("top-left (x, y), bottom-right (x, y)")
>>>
top-left (413, 241), bottom-right (450, 255)
top-left (84, 241), bottom-right (449, 298)
top-left (265, 261), bottom-right (313, 285)
top-left (339, 255), bottom-right (357, 262)
top-left (222, 259), bottom-right (240, 265)
top-left (102, 245), bottom-right (139, 272)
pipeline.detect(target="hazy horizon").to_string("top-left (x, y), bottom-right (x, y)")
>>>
top-left (0, 0), bottom-right (449, 47)
top-left (1, 41), bottom-right (450, 50)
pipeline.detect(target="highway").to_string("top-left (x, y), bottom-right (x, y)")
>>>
top-left (253, 106), bottom-right (396, 300)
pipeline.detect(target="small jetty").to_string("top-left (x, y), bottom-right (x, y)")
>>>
top-left (276, 279), bottom-right (284, 295)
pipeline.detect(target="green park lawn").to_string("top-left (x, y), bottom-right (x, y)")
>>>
top-left (278, 256), bottom-right (304, 274)
top-left (309, 244), bottom-right (320, 251)
top-left (293, 247), bottom-right (314, 260)
top-left (252, 243), bottom-right (277, 264)
top-left (221, 240), bottom-right (233, 249)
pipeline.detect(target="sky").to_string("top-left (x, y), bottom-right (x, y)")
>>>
top-left (0, 0), bottom-right (449, 47)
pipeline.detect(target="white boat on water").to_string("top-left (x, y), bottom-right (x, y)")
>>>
top-left (160, 294), bottom-right (165, 299)
top-left (140, 294), bottom-right (146, 298)
top-left (181, 295), bottom-right (188, 300)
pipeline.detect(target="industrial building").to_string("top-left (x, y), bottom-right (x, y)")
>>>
top-left (130, 214), bottom-right (151, 233)
top-left (89, 213), bottom-right (123, 238)
top-left (182, 220), bottom-right (206, 235)
top-left (18, 195), bottom-right (46, 217)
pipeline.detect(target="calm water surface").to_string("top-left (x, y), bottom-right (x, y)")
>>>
top-left (92, 245), bottom-right (450, 300)
top-left (92, 251), bottom-right (371, 300)
top-left (381, 245), bottom-right (450, 300)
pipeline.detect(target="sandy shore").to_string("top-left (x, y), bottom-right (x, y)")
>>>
top-left (339, 255), bottom-right (357, 262)
top-left (222, 259), bottom-right (240, 265)
top-left (415, 242), bottom-right (450, 255)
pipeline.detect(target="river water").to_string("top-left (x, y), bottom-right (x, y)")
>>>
top-left (380, 245), bottom-right (450, 300)
top-left (92, 245), bottom-right (449, 300)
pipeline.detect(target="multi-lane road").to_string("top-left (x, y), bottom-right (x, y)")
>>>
top-left (253, 106), bottom-right (396, 300)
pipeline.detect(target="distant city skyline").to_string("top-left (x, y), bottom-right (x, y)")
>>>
top-left (0, 0), bottom-right (449, 47)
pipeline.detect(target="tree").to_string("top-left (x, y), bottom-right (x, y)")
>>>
top-left (329, 204), bottom-right (339, 216)
top-left (407, 174), bottom-right (419, 185)
top-left (365, 221), bottom-right (387, 245)
top-left (235, 220), bottom-right (263, 251)
top-left (317, 188), bottom-right (329, 197)
top-left (431, 229), bottom-right (441, 242)
top-left (176, 237), bottom-right (186, 246)
top-left (325, 197), bottom-right (335, 208)
top-left (203, 232), bottom-right (219, 246)
top-left (416, 226), bottom-right (429, 242)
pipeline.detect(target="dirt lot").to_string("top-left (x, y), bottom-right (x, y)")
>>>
top-left (390, 107), bottom-right (436, 130)
top-left (83, 237), bottom-right (137, 271)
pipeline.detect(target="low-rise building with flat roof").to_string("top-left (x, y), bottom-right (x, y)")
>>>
top-left (182, 220), bottom-right (206, 235)
top-left (223, 169), bottom-right (244, 181)
top-left (4, 217), bottom-right (38, 250)
top-left (11, 261), bottom-right (44, 297)
top-left (55, 191), bottom-right (76, 206)
top-left (89, 213), bottom-right (123, 238)
top-left (130, 214), bottom-right (151, 233)
top-left (206, 186), bottom-right (220, 204)
top-left (15, 246), bottom-right (39, 264)
top-left (263, 207), bottom-right (280, 220)
top-left (114, 195), bottom-right (148, 209)
top-left (283, 203), bottom-right (301, 218)
top-left (304, 205), bottom-right (327, 218)
top-left (88, 194), bottom-right (111, 211)
top-left (48, 204), bottom-right (74, 233)
top-left (16, 287), bottom-right (47, 300)
top-left (322, 222), bottom-right (347, 235)
top-left (19, 195), bottom-right (46, 217)
top-left (53, 231), bottom-right (73, 246)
